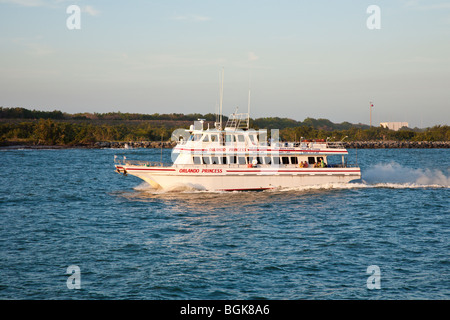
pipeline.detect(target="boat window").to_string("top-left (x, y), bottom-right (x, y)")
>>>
top-left (202, 135), bottom-right (209, 142)
top-left (237, 135), bottom-right (245, 142)
top-left (249, 135), bottom-right (255, 143)
top-left (308, 157), bottom-right (315, 164)
top-left (222, 157), bottom-right (227, 164)
top-left (264, 157), bottom-right (271, 164)
top-left (194, 134), bottom-right (202, 141)
top-left (326, 155), bottom-right (339, 167)
top-left (282, 157), bottom-right (289, 164)
top-left (225, 135), bottom-right (236, 143)
top-left (188, 135), bottom-right (194, 141)
top-left (272, 157), bottom-right (280, 164)
top-left (203, 157), bottom-right (211, 164)
top-left (211, 134), bottom-right (219, 142)
top-left (193, 156), bottom-right (201, 164)
top-left (229, 156), bottom-right (236, 164)
top-left (250, 157), bottom-right (261, 164)
top-left (290, 157), bottom-right (298, 165)
top-left (211, 156), bottom-right (220, 164)
top-left (238, 157), bottom-right (246, 164)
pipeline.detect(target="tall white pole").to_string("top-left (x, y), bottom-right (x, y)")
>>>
top-left (220, 67), bottom-right (224, 130)
top-left (247, 65), bottom-right (252, 129)
top-left (247, 89), bottom-right (251, 129)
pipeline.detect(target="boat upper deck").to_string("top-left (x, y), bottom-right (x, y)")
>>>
top-left (173, 128), bottom-right (348, 155)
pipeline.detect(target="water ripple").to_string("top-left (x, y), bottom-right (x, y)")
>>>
top-left (0, 148), bottom-right (448, 299)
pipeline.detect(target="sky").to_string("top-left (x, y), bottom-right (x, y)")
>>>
top-left (0, 0), bottom-right (449, 128)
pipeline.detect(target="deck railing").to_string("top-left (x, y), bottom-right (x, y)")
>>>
top-left (114, 159), bottom-right (172, 167)
top-left (115, 158), bottom-right (358, 169)
top-left (325, 141), bottom-right (345, 149)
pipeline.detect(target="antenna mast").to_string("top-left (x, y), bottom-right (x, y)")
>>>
top-left (247, 67), bottom-right (252, 129)
top-left (219, 67), bottom-right (224, 130)
top-left (247, 88), bottom-right (251, 129)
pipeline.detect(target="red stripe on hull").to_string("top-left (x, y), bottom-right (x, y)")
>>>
top-left (226, 169), bottom-right (360, 173)
top-left (218, 187), bottom-right (275, 192)
top-left (177, 148), bottom-right (346, 153)
top-left (125, 168), bottom-right (176, 172)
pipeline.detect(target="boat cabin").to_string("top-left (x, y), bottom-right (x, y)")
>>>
top-left (173, 126), bottom-right (349, 168)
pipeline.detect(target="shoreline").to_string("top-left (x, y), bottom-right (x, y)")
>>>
top-left (1, 140), bottom-right (449, 149)
top-left (342, 140), bottom-right (450, 149)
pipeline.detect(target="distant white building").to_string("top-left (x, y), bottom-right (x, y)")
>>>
top-left (380, 122), bottom-right (409, 131)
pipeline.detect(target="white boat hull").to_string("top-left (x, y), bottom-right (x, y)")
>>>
top-left (117, 165), bottom-right (361, 191)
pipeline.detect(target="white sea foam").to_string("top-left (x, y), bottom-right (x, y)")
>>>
top-left (133, 181), bottom-right (223, 194)
top-left (277, 163), bottom-right (449, 191)
top-left (133, 182), bottom-right (155, 191)
top-left (362, 162), bottom-right (450, 188)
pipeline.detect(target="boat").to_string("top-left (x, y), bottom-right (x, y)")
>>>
top-left (114, 74), bottom-right (361, 191)
top-left (114, 114), bottom-right (361, 191)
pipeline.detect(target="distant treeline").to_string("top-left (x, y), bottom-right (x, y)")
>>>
top-left (0, 107), bottom-right (66, 120)
top-left (280, 124), bottom-right (450, 142)
top-left (0, 107), bottom-right (449, 146)
top-left (1, 107), bottom-right (365, 130)
top-left (0, 119), bottom-right (173, 146)
top-left (0, 107), bottom-right (221, 122)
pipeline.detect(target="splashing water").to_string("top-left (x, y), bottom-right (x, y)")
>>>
top-left (362, 162), bottom-right (450, 188)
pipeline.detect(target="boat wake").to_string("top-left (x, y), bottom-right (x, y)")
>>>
top-left (274, 162), bottom-right (449, 191)
top-left (362, 162), bottom-right (449, 189)
top-left (132, 182), bottom-right (225, 194)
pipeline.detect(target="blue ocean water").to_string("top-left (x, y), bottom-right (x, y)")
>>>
top-left (0, 147), bottom-right (448, 299)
